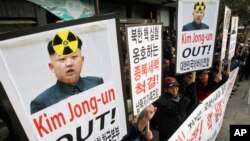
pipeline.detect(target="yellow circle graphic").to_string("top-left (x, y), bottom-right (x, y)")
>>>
top-left (52, 30), bottom-right (78, 56)
top-left (195, 0), bottom-right (205, 12)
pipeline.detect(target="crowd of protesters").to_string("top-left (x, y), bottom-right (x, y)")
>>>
top-left (120, 26), bottom-right (250, 141)
top-left (1, 25), bottom-right (249, 141)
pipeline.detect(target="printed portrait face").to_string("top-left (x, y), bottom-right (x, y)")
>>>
top-left (193, 10), bottom-right (205, 25)
top-left (49, 48), bottom-right (84, 85)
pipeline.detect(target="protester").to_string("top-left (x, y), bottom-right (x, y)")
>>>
top-left (245, 49), bottom-right (250, 80)
top-left (163, 35), bottom-right (172, 60)
top-left (181, 72), bottom-right (200, 115)
top-left (242, 45), bottom-right (250, 80)
top-left (162, 59), bottom-right (170, 78)
top-left (124, 102), bottom-right (157, 141)
top-left (209, 60), bottom-right (229, 88)
top-left (196, 69), bottom-right (222, 101)
top-left (151, 77), bottom-right (190, 141)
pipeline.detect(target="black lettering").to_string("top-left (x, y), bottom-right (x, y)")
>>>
top-left (76, 120), bottom-right (93, 141)
top-left (183, 48), bottom-right (191, 58)
top-left (192, 46), bottom-right (200, 56)
top-left (56, 134), bottom-right (73, 141)
top-left (96, 111), bottom-right (110, 130)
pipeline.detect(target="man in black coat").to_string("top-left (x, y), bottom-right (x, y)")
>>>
top-left (151, 77), bottom-right (190, 141)
top-left (182, 72), bottom-right (200, 116)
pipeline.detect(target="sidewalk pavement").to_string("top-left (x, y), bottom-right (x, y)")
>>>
top-left (216, 78), bottom-right (250, 141)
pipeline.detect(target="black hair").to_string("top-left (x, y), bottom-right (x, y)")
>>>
top-left (197, 69), bottom-right (210, 76)
top-left (47, 37), bottom-right (82, 56)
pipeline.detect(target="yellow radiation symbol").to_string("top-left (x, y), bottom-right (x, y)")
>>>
top-left (52, 30), bottom-right (78, 56)
top-left (195, 0), bottom-right (205, 12)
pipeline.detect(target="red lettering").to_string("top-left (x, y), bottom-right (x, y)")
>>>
top-left (33, 114), bottom-right (49, 137)
top-left (33, 112), bottom-right (66, 138)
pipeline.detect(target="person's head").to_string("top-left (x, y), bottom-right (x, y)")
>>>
top-left (193, 0), bottom-right (206, 25)
top-left (162, 59), bottom-right (169, 69)
top-left (183, 72), bottom-right (193, 84)
top-left (165, 35), bottom-right (171, 40)
top-left (163, 77), bottom-right (179, 97)
top-left (47, 30), bottom-right (84, 85)
top-left (213, 60), bottom-right (220, 70)
top-left (213, 60), bottom-right (227, 71)
top-left (197, 69), bottom-right (210, 82)
top-left (170, 52), bottom-right (176, 63)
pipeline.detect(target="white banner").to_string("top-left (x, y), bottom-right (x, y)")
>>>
top-left (224, 67), bottom-right (239, 104)
top-left (169, 67), bottom-right (239, 141)
top-left (168, 104), bottom-right (204, 141)
top-left (127, 24), bottom-right (162, 116)
top-left (200, 83), bottom-right (227, 141)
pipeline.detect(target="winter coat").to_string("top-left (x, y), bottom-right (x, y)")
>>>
top-left (151, 92), bottom-right (190, 141)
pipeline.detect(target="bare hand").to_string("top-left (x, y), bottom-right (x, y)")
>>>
top-left (144, 104), bottom-right (157, 121)
top-left (145, 129), bottom-right (153, 141)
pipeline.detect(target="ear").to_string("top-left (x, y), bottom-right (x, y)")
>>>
top-left (82, 56), bottom-right (84, 62)
top-left (48, 62), bottom-right (54, 73)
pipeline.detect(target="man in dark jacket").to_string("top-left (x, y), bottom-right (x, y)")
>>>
top-left (151, 77), bottom-right (190, 141)
top-left (210, 60), bottom-right (229, 87)
top-left (196, 69), bottom-right (221, 101)
top-left (182, 72), bottom-right (200, 116)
